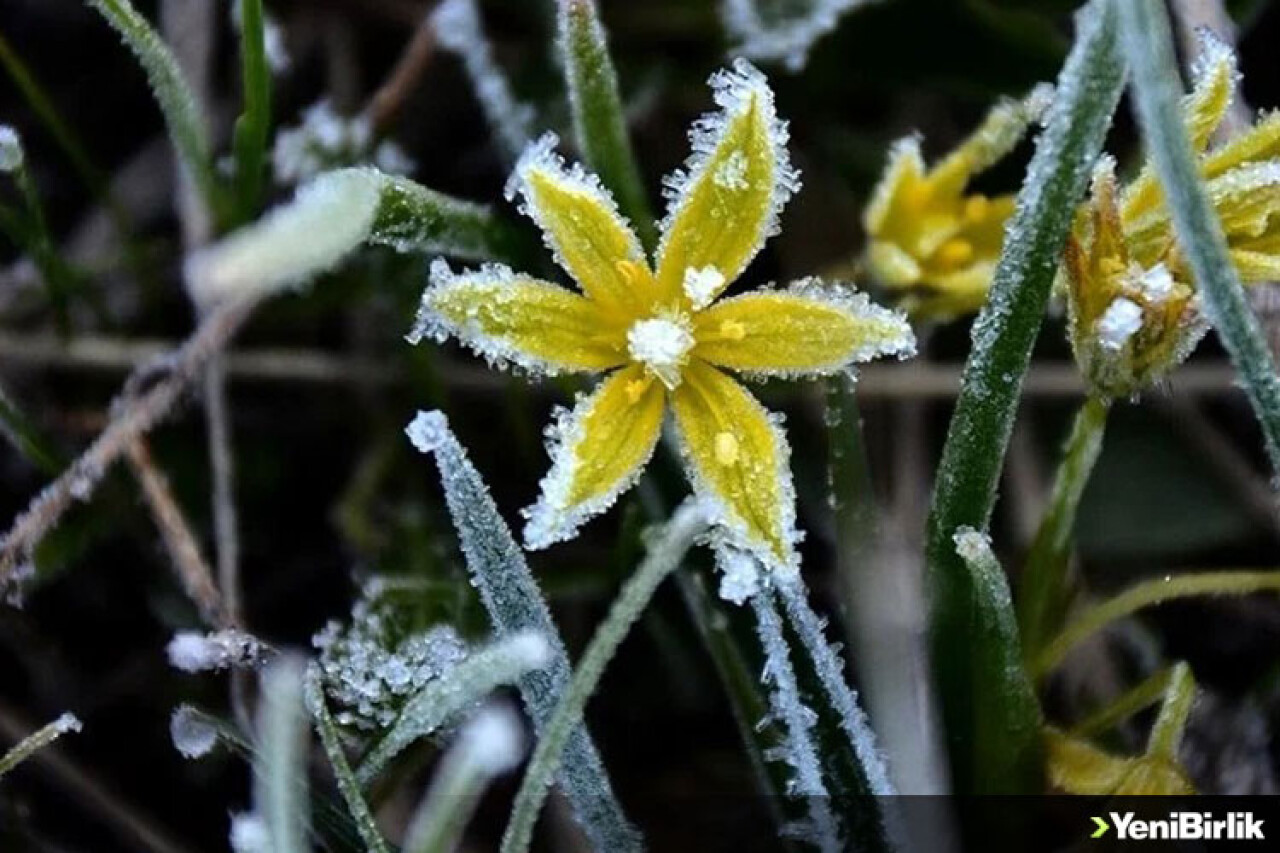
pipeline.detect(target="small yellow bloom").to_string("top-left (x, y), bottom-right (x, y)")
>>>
top-left (1062, 31), bottom-right (1280, 398)
top-left (1063, 158), bottom-right (1207, 398)
top-left (862, 86), bottom-right (1052, 319)
top-left (411, 60), bottom-right (914, 574)
top-left (1045, 728), bottom-right (1195, 796)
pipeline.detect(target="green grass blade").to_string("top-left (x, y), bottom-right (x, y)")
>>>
top-left (1018, 395), bottom-right (1110, 657)
top-left (231, 0), bottom-right (272, 221)
top-left (923, 0), bottom-right (1125, 794)
top-left (952, 529), bottom-right (1043, 794)
top-left (88, 0), bottom-right (221, 219)
top-left (0, 712), bottom-right (80, 778)
top-left (1117, 0), bottom-right (1280, 477)
top-left (557, 0), bottom-right (656, 251)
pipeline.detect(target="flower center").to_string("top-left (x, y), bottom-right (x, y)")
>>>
top-left (627, 316), bottom-right (695, 389)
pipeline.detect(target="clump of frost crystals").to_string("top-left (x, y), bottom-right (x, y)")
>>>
top-left (167, 629), bottom-right (267, 673)
top-left (170, 705), bottom-right (218, 759)
top-left (0, 125), bottom-right (23, 173)
top-left (272, 100), bottom-right (414, 185)
top-left (721, 0), bottom-right (873, 72)
top-left (312, 581), bottom-right (469, 733)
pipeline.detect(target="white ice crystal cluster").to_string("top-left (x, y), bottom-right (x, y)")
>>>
top-left (312, 582), bottom-right (469, 732)
top-left (272, 101), bottom-right (414, 185)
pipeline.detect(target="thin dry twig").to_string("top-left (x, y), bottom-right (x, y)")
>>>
top-left (0, 297), bottom-right (259, 583)
top-left (364, 10), bottom-right (438, 134)
top-left (125, 438), bottom-right (229, 628)
top-left (204, 358), bottom-right (242, 625)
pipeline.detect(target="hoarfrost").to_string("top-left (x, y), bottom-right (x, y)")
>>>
top-left (456, 701), bottom-right (525, 776)
top-left (714, 545), bottom-right (761, 604)
top-left (749, 586), bottom-right (843, 852)
top-left (721, 0), bottom-right (873, 72)
top-left (1096, 297), bottom-right (1143, 351)
top-left (627, 316), bottom-right (695, 387)
top-left (313, 584), bottom-right (469, 733)
top-left (0, 126), bottom-right (22, 172)
top-left (431, 0), bottom-right (534, 162)
top-left (404, 410), bottom-right (642, 852)
top-left (682, 265), bottom-right (726, 309)
top-left (229, 812), bottom-right (269, 853)
top-left (170, 705), bottom-right (218, 759)
top-left (167, 629), bottom-right (267, 673)
top-left (185, 168), bottom-right (382, 307)
top-left (272, 102), bottom-right (414, 186)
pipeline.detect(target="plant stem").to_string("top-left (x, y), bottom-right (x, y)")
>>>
top-left (923, 0), bottom-right (1125, 794)
top-left (1018, 394), bottom-right (1110, 657)
top-left (500, 502), bottom-right (707, 853)
top-left (1034, 570), bottom-right (1280, 677)
top-left (1146, 662), bottom-right (1195, 760)
top-left (1070, 666), bottom-right (1173, 738)
top-left (231, 0), bottom-right (272, 222)
top-left (1118, 0), bottom-right (1280, 476)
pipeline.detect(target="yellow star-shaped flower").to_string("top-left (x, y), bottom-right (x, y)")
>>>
top-left (862, 86), bottom-right (1052, 320)
top-left (410, 60), bottom-right (914, 574)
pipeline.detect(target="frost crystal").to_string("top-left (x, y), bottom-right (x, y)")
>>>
top-left (271, 101), bottom-right (413, 185)
top-left (170, 705), bottom-right (218, 759)
top-left (167, 629), bottom-right (267, 673)
top-left (1137, 263), bottom-right (1175, 302)
top-left (721, 0), bottom-right (872, 72)
top-left (431, 0), bottom-right (534, 161)
top-left (0, 126), bottom-right (22, 173)
top-left (627, 317), bottom-right (695, 387)
top-left (682, 265), bottom-right (726, 309)
top-left (715, 545), bottom-right (761, 604)
top-left (1096, 297), bottom-right (1143, 351)
top-left (457, 702), bottom-right (525, 776)
top-left (313, 582), bottom-right (469, 733)
top-left (229, 813), bottom-right (269, 853)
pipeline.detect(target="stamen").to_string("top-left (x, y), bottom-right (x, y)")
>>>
top-left (714, 432), bottom-right (739, 466)
top-left (935, 238), bottom-right (974, 269)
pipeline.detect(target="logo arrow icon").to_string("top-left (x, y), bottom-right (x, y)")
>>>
top-left (1091, 816), bottom-right (1110, 838)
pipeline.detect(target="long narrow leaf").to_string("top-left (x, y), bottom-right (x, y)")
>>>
top-left (923, 0), bottom-right (1124, 794)
top-left (231, 0), bottom-right (272, 220)
top-left (88, 0), bottom-right (220, 218)
top-left (557, 0), bottom-right (656, 251)
top-left (1117, 0), bottom-right (1280, 476)
top-left (952, 529), bottom-right (1042, 794)
top-left (0, 712), bottom-right (80, 778)
top-left (406, 410), bottom-right (642, 853)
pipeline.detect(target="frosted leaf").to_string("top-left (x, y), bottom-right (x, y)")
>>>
top-left (405, 409), bottom-right (641, 852)
top-left (721, 0), bottom-right (872, 72)
top-left (167, 629), bottom-right (267, 673)
top-left (229, 813), bottom-right (269, 853)
top-left (170, 705), bottom-right (218, 759)
top-left (749, 587), bottom-right (843, 852)
top-left (1096, 297), bottom-right (1143, 351)
top-left (312, 580), bottom-right (469, 734)
top-left (185, 167), bottom-right (382, 306)
top-left (431, 0), bottom-right (533, 161)
top-left (683, 266), bottom-right (726, 310)
top-left (658, 59), bottom-right (800, 264)
top-left (0, 126), bottom-right (22, 173)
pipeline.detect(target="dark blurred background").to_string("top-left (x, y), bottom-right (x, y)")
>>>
top-left (1, 1), bottom-right (1279, 850)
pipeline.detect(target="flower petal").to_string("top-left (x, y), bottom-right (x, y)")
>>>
top-left (863, 137), bottom-right (927, 241)
top-left (926, 85), bottom-right (1053, 199)
top-left (693, 279), bottom-right (914, 378)
top-left (671, 361), bottom-right (797, 572)
top-left (411, 259), bottom-right (626, 374)
top-left (1184, 29), bottom-right (1239, 153)
top-left (523, 364), bottom-right (666, 548)
top-left (505, 133), bottom-right (651, 313)
top-left (655, 60), bottom-right (798, 306)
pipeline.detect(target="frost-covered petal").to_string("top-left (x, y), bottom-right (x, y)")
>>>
top-left (927, 84), bottom-right (1054, 199)
top-left (655, 60), bottom-right (798, 305)
top-left (523, 364), bottom-right (665, 549)
top-left (1184, 28), bottom-right (1239, 153)
top-left (411, 259), bottom-right (627, 375)
top-left (505, 133), bottom-right (649, 313)
top-left (670, 361), bottom-right (797, 571)
top-left (862, 137), bottom-right (926, 241)
top-left (693, 279), bottom-right (914, 378)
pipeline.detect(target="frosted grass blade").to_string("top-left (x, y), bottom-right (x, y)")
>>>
top-left (923, 0), bottom-right (1124, 794)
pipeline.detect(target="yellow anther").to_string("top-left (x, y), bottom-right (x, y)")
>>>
top-left (935, 239), bottom-right (974, 269)
top-left (714, 432), bottom-right (740, 466)
top-left (719, 320), bottom-right (747, 341)
top-left (624, 377), bottom-right (652, 405)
